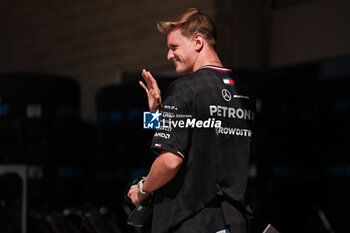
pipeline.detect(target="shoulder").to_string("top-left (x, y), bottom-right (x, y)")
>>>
top-left (232, 74), bottom-right (256, 100)
top-left (165, 74), bottom-right (196, 97)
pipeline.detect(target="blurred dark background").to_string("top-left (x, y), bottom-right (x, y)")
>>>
top-left (1, 0), bottom-right (350, 232)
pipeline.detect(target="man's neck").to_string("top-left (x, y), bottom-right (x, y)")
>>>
top-left (192, 48), bottom-right (222, 72)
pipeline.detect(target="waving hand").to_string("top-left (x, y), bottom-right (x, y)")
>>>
top-left (139, 69), bottom-right (163, 112)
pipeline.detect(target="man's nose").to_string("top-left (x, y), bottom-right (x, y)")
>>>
top-left (167, 50), bottom-right (174, 61)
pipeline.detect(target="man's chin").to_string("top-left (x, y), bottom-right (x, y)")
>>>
top-left (175, 66), bottom-right (191, 74)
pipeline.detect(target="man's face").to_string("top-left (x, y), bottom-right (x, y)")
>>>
top-left (167, 27), bottom-right (197, 74)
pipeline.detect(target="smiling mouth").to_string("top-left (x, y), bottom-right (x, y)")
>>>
top-left (173, 58), bottom-right (180, 66)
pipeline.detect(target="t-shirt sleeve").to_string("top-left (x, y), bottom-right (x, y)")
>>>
top-left (150, 83), bottom-right (191, 159)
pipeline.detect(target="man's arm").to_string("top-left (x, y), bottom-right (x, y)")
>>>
top-left (128, 150), bottom-right (183, 205)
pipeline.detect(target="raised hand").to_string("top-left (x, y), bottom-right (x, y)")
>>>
top-left (139, 69), bottom-right (163, 112)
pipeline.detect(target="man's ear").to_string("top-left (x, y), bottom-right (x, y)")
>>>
top-left (193, 34), bottom-right (204, 51)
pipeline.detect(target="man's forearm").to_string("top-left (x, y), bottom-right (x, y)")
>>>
top-left (142, 150), bottom-right (183, 193)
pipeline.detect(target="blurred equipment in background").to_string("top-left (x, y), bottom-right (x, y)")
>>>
top-left (0, 165), bottom-right (27, 233)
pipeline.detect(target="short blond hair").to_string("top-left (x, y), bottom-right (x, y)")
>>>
top-left (157, 8), bottom-right (217, 47)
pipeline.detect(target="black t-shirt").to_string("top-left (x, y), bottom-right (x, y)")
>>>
top-left (150, 66), bottom-right (254, 233)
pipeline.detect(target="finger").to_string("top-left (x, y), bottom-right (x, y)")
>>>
top-left (141, 69), bottom-right (149, 84)
top-left (147, 71), bottom-right (157, 85)
top-left (141, 69), bottom-right (148, 80)
top-left (147, 71), bottom-right (161, 95)
top-left (142, 69), bottom-right (153, 89)
top-left (139, 81), bottom-right (149, 95)
top-left (148, 72), bottom-right (160, 92)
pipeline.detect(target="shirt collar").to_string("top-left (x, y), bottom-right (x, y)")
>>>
top-left (199, 65), bottom-right (232, 72)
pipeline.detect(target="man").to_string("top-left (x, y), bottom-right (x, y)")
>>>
top-left (128, 8), bottom-right (254, 233)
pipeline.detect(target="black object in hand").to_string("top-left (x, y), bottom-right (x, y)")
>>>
top-left (124, 177), bottom-right (153, 228)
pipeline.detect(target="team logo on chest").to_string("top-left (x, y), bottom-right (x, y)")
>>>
top-left (221, 89), bottom-right (232, 102)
